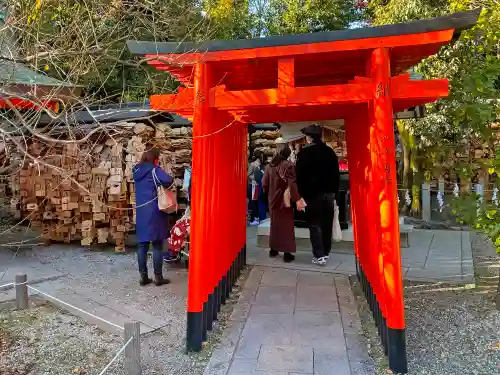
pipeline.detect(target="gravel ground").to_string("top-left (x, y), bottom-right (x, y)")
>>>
top-left (353, 232), bottom-right (500, 375)
top-left (0, 299), bottom-right (123, 375)
top-left (0, 233), bottom-right (249, 375)
top-left (0, 277), bottom-right (246, 375)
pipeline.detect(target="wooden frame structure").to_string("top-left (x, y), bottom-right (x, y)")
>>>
top-left (128, 10), bottom-right (479, 373)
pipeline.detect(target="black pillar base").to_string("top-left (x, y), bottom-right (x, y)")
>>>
top-left (207, 293), bottom-right (214, 331)
top-left (202, 301), bottom-right (208, 341)
top-left (230, 261), bottom-right (235, 287)
top-left (186, 244), bottom-right (247, 353)
top-left (221, 275), bottom-right (227, 304)
top-left (186, 311), bottom-right (203, 352)
top-left (225, 269), bottom-right (231, 298)
top-left (213, 286), bottom-right (219, 321)
top-left (388, 328), bottom-right (408, 374)
top-left (217, 282), bottom-right (223, 312)
top-left (356, 258), bottom-right (408, 373)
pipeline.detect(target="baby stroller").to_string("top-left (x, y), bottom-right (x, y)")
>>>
top-left (164, 207), bottom-right (190, 268)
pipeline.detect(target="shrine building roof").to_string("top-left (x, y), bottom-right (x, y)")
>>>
top-left (127, 10), bottom-right (479, 56)
top-left (126, 10), bottom-right (480, 90)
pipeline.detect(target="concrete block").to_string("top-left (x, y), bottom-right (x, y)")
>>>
top-left (298, 271), bottom-right (335, 286)
top-left (257, 345), bottom-right (313, 374)
top-left (260, 269), bottom-right (298, 287)
top-left (253, 286), bottom-right (296, 310)
top-left (291, 311), bottom-right (344, 348)
top-left (295, 285), bottom-right (339, 312)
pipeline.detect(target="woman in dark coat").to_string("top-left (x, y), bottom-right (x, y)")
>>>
top-left (133, 148), bottom-right (173, 286)
top-left (262, 146), bottom-right (306, 263)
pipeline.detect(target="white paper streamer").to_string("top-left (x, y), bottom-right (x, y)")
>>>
top-left (405, 190), bottom-right (411, 206)
top-left (493, 188), bottom-right (499, 207)
top-left (475, 183), bottom-right (484, 203)
top-left (436, 191), bottom-right (444, 212)
top-left (453, 183), bottom-right (459, 198)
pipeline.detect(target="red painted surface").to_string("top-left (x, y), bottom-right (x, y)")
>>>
top-left (188, 63), bottom-right (212, 313)
top-left (145, 29), bottom-right (452, 68)
top-left (150, 78), bottom-right (447, 121)
top-left (0, 98), bottom-right (59, 112)
top-left (369, 48), bottom-right (405, 329)
top-left (141, 27), bottom-right (459, 337)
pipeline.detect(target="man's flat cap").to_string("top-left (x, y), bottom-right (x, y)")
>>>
top-left (300, 124), bottom-right (322, 137)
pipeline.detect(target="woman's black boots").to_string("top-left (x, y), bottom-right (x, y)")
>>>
top-left (269, 250), bottom-right (295, 263)
top-left (154, 274), bottom-right (171, 286)
top-left (140, 274), bottom-right (152, 286)
top-left (140, 273), bottom-right (170, 286)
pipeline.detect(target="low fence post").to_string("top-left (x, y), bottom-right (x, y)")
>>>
top-left (438, 176), bottom-right (445, 195)
top-left (15, 273), bottom-right (28, 310)
top-left (422, 182), bottom-right (431, 222)
top-left (124, 321), bottom-right (141, 375)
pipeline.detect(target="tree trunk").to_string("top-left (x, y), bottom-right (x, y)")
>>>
top-left (411, 153), bottom-right (422, 215)
top-left (397, 121), bottom-right (413, 215)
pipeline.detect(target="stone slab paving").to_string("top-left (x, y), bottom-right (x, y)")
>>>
top-left (204, 267), bottom-right (375, 375)
top-left (247, 227), bottom-right (474, 284)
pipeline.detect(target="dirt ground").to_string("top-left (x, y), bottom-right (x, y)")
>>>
top-left (0, 283), bottom-right (246, 375)
top-left (0, 232), bottom-right (249, 375)
top-left (0, 298), bottom-right (124, 375)
top-left (353, 231), bottom-right (500, 375)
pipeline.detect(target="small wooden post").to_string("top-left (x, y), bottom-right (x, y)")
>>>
top-left (15, 274), bottom-right (28, 310)
top-left (476, 173), bottom-right (486, 201)
top-left (438, 176), bottom-right (445, 195)
top-left (124, 321), bottom-right (141, 375)
top-left (422, 181), bottom-right (431, 222)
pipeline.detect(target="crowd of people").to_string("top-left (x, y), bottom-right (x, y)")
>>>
top-left (250, 124), bottom-right (341, 266)
top-left (132, 124), bottom-right (341, 286)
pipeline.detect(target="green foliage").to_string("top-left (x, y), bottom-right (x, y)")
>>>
top-left (204, 0), bottom-right (361, 39)
top-left (10, 0), bottom-right (206, 102)
top-left (203, 0), bottom-right (254, 39)
top-left (371, 0), bottom-right (500, 247)
top-left (262, 0), bottom-right (360, 35)
top-left (370, 0), bottom-right (500, 221)
top-left (452, 191), bottom-right (500, 253)
top-left (368, 0), bottom-right (448, 25)
top-left (475, 208), bottom-right (500, 252)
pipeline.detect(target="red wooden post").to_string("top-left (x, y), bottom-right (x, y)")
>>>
top-left (211, 111), bottom-right (224, 320)
top-left (369, 47), bottom-right (407, 374)
top-left (188, 62), bottom-right (215, 351)
top-left (240, 122), bottom-right (248, 262)
top-left (204, 103), bottom-right (219, 336)
top-left (344, 110), bottom-right (370, 263)
top-left (345, 108), bottom-right (384, 348)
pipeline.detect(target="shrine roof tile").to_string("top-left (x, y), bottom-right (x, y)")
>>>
top-left (127, 10), bottom-right (480, 56)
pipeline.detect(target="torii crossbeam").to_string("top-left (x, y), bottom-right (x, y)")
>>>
top-left (128, 10), bottom-right (479, 374)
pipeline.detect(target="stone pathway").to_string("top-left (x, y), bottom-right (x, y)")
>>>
top-left (204, 267), bottom-right (374, 375)
top-left (248, 228), bottom-right (474, 284)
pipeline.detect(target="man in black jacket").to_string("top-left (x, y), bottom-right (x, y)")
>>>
top-left (296, 125), bottom-right (340, 266)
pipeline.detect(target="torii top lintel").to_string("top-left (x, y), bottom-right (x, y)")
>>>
top-left (127, 10), bottom-right (479, 123)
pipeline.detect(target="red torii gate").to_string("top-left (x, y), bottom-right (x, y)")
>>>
top-left (128, 10), bottom-right (479, 374)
